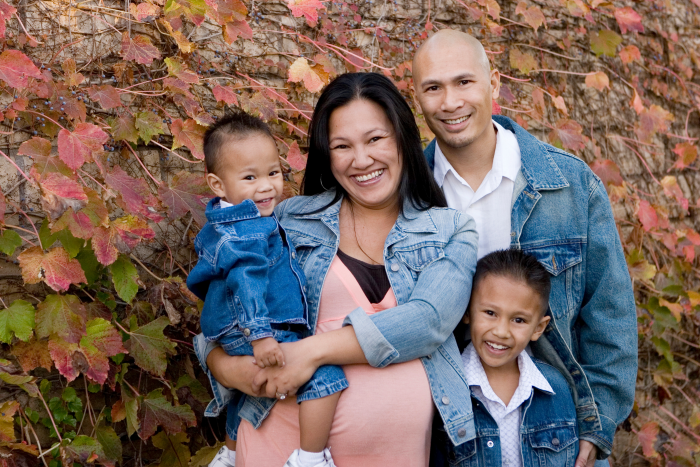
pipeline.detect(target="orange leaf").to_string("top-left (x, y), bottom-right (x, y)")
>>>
top-left (515, 2), bottom-right (545, 31)
top-left (661, 175), bottom-right (688, 211)
top-left (18, 247), bottom-right (87, 292)
top-left (637, 200), bottom-right (658, 231)
top-left (286, 141), bottom-right (307, 171)
top-left (671, 142), bottom-right (697, 170)
top-left (0, 50), bottom-right (43, 90)
top-left (223, 19), bottom-right (253, 43)
top-left (614, 6), bottom-right (644, 34)
top-left (585, 71), bottom-right (609, 91)
top-left (551, 95), bottom-right (568, 116)
top-left (287, 0), bottom-right (325, 25)
top-left (589, 159), bottom-right (623, 188)
top-left (120, 33), bottom-right (161, 65)
top-left (619, 45), bottom-right (641, 64)
top-left (637, 422), bottom-right (659, 458)
top-left (171, 118), bottom-right (206, 160)
top-left (288, 57), bottom-right (325, 93)
top-left (548, 119), bottom-right (587, 151)
top-left (509, 48), bottom-right (538, 74)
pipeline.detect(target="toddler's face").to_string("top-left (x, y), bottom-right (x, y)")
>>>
top-left (464, 274), bottom-right (550, 373)
top-left (206, 133), bottom-right (283, 216)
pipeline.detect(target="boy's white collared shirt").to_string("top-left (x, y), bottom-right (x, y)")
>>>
top-left (433, 120), bottom-right (521, 259)
top-left (462, 343), bottom-right (553, 467)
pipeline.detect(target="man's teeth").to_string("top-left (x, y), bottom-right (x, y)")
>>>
top-left (355, 169), bottom-right (384, 182)
top-left (487, 342), bottom-right (508, 350)
top-left (444, 115), bottom-right (469, 125)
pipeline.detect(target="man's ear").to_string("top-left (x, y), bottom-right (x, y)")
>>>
top-left (490, 69), bottom-right (501, 101)
top-left (530, 315), bottom-right (551, 342)
top-left (411, 87), bottom-right (424, 116)
top-left (206, 173), bottom-right (226, 199)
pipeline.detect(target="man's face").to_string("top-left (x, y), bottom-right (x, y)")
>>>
top-left (413, 44), bottom-right (500, 152)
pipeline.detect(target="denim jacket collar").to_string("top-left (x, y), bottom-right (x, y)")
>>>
top-left (424, 115), bottom-right (570, 192)
top-left (205, 198), bottom-right (262, 224)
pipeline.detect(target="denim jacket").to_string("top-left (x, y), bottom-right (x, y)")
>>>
top-left (432, 358), bottom-right (579, 467)
top-left (425, 115), bottom-right (638, 458)
top-left (194, 191), bottom-right (482, 445)
top-left (187, 198), bottom-right (308, 346)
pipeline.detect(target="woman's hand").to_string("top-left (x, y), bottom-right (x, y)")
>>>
top-left (252, 339), bottom-right (320, 398)
top-left (206, 347), bottom-right (264, 397)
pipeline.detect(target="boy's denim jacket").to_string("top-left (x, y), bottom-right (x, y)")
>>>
top-left (194, 191), bottom-right (483, 444)
top-left (432, 358), bottom-right (580, 467)
top-left (187, 198), bottom-right (308, 347)
top-left (425, 115), bottom-right (638, 459)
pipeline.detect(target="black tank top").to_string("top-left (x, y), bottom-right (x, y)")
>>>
top-left (337, 250), bottom-right (391, 304)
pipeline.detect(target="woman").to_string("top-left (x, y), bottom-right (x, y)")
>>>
top-left (195, 73), bottom-right (479, 466)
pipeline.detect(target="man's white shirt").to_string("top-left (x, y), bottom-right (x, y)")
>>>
top-left (462, 343), bottom-right (553, 467)
top-left (432, 120), bottom-right (521, 258)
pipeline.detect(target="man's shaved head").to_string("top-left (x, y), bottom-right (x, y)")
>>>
top-left (413, 29), bottom-right (490, 84)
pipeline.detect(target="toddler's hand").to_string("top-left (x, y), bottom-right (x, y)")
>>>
top-left (251, 337), bottom-right (285, 368)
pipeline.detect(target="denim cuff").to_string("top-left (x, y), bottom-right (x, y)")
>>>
top-left (241, 320), bottom-right (273, 343)
top-left (342, 307), bottom-right (399, 368)
top-left (193, 333), bottom-right (234, 417)
top-left (579, 413), bottom-right (616, 459)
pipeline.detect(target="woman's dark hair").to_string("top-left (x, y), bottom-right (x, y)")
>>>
top-left (301, 72), bottom-right (447, 211)
top-left (203, 111), bottom-right (273, 174)
top-left (471, 249), bottom-right (551, 315)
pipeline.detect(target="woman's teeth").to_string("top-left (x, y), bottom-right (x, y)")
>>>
top-left (487, 342), bottom-right (508, 350)
top-left (355, 169), bottom-right (384, 182)
top-left (444, 115), bottom-right (469, 125)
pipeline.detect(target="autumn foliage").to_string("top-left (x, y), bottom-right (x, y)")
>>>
top-left (0, 0), bottom-right (699, 465)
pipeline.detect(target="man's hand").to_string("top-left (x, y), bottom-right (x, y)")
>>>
top-left (575, 440), bottom-right (598, 467)
top-left (251, 337), bottom-right (285, 368)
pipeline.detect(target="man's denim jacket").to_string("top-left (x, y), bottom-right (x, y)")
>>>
top-left (432, 357), bottom-right (580, 467)
top-left (194, 191), bottom-right (482, 445)
top-left (187, 198), bottom-right (308, 347)
top-left (425, 116), bottom-right (638, 459)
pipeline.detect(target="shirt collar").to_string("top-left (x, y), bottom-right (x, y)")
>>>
top-left (433, 120), bottom-right (521, 188)
top-left (462, 342), bottom-right (554, 408)
top-left (205, 197), bottom-right (262, 224)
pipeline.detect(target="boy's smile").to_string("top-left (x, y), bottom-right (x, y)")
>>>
top-left (465, 274), bottom-right (550, 377)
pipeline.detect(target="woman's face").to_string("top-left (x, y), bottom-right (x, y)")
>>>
top-left (328, 99), bottom-right (403, 210)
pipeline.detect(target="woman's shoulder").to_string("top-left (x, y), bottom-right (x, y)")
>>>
top-left (276, 190), bottom-right (339, 217)
top-left (409, 205), bottom-right (477, 234)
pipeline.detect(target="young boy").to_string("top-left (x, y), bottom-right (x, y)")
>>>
top-left (434, 249), bottom-right (579, 466)
top-left (187, 112), bottom-right (347, 467)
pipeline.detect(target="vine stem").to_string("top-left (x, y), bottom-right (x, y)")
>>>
top-left (13, 12), bottom-right (43, 44)
top-left (277, 117), bottom-right (308, 136)
top-left (0, 149), bottom-right (33, 183)
top-left (150, 140), bottom-right (202, 163)
top-left (130, 253), bottom-right (166, 281)
top-left (18, 409), bottom-right (49, 467)
top-left (6, 200), bottom-right (42, 248)
top-left (37, 390), bottom-right (63, 442)
top-left (24, 110), bottom-right (67, 131)
top-left (499, 73), bottom-right (531, 82)
top-left (616, 139), bottom-right (661, 185)
top-left (2, 224), bottom-right (38, 247)
top-left (79, 168), bottom-right (111, 192)
top-left (657, 405), bottom-right (700, 443)
top-left (125, 142), bottom-right (161, 186)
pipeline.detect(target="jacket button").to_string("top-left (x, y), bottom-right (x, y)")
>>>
top-left (441, 396), bottom-right (450, 405)
top-left (487, 440), bottom-right (494, 448)
top-left (291, 252), bottom-right (296, 259)
top-left (552, 438), bottom-right (560, 446)
top-left (426, 354), bottom-right (432, 359)
top-left (243, 328), bottom-right (251, 337)
top-left (457, 428), bottom-right (466, 437)
top-left (584, 416), bottom-right (596, 422)
top-left (391, 263), bottom-right (400, 272)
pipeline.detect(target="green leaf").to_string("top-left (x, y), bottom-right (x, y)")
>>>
top-left (152, 431), bottom-right (191, 467)
top-left (76, 243), bottom-right (101, 285)
top-left (0, 372), bottom-right (38, 396)
top-left (96, 423), bottom-right (122, 465)
top-left (0, 299), bottom-right (35, 343)
top-left (61, 435), bottom-right (112, 467)
top-left (39, 218), bottom-right (58, 249)
top-left (189, 443), bottom-right (225, 467)
top-left (87, 383), bottom-right (101, 393)
top-left (56, 229), bottom-right (83, 258)
top-left (590, 29), bottom-right (622, 57)
top-left (135, 111), bottom-right (165, 143)
top-left (62, 386), bottom-right (78, 402)
top-left (25, 407), bottom-right (40, 424)
top-left (40, 379), bottom-right (51, 395)
top-left (651, 336), bottom-right (673, 363)
top-left (138, 388), bottom-right (196, 440)
top-left (124, 316), bottom-right (176, 377)
top-left (110, 255), bottom-right (139, 303)
top-left (0, 229), bottom-right (22, 255)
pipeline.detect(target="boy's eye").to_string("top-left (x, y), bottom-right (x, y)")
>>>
top-left (269, 170), bottom-right (279, 176)
top-left (484, 310), bottom-right (495, 316)
top-left (243, 175), bottom-right (255, 180)
top-left (513, 317), bottom-right (525, 324)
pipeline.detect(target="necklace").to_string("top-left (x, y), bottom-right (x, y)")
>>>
top-left (348, 202), bottom-right (383, 265)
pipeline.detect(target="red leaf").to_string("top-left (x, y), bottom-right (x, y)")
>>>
top-left (212, 85), bottom-right (239, 105)
top-left (57, 123), bottom-right (109, 170)
top-left (0, 1), bottom-right (17, 39)
top-left (18, 246), bottom-right (87, 292)
top-left (286, 141), bottom-right (307, 171)
top-left (88, 85), bottom-right (122, 110)
top-left (614, 6), bottom-right (644, 34)
top-left (589, 159), bottom-right (623, 188)
top-left (39, 172), bottom-right (89, 220)
top-left (158, 171), bottom-right (210, 226)
top-left (287, 0), bottom-right (325, 25)
top-left (104, 166), bottom-right (163, 222)
top-left (288, 58), bottom-right (325, 93)
top-left (171, 118), bottom-right (206, 160)
top-left (661, 175), bottom-right (688, 211)
top-left (637, 421), bottom-right (659, 458)
top-left (48, 338), bottom-right (80, 381)
top-left (35, 294), bottom-right (87, 343)
top-left (112, 215), bottom-right (155, 249)
top-left (92, 227), bottom-right (119, 266)
top-left (207, 0), bottom-right (248, 25)
top-left (52, 188), bottom-right (109, 239)
top-left (671, 142), bottom-right (698, 170)
top-left (18, 136), bottom-right (51, 160)
top-left (0, 50), bottom-right (43, 90)
top-left (164, 57), bottom-right (199, 84)
top-left (637, 105), bottom-right (674, 142)
top-left (130, 2), bottom-right (159, 21)
top-left (120, 33), bottom-right (161, 65)
top-left (138, 388), bottom-right (196, 440)
top-left (223, 19), bottom-right (253, 43)
top-left (491, 100), bottom-right (501, 115)
top-left (619, 45), bottom-right (641, 65)
top-left (637, 200), bottom-right (658, 232)
top-left (584, 71), bottom-right (609, 91)
top-left (548, 119), bottom-right (587, 151)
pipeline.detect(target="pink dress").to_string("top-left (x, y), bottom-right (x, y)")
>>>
top-left (237, 256), bottom-right (434, 466)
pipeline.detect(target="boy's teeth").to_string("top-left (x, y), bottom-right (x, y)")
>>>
top-left (355, 169), bottom-right (384, 182)
top-left (445, 115), bottom-right (469, 125)
top-left (487, 342), bottom-right (508, 350)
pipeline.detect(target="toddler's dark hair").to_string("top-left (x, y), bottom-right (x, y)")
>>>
top-left (472, 249), bottom-right (551, 315)
top-left (203, 111), bottom-right (274, 174)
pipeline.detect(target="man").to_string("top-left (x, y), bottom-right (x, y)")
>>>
top-left (412, 30), bottom-right (637, 467)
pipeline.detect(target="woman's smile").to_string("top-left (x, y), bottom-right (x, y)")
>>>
top-left (352, 169), bottom-right (385, 184)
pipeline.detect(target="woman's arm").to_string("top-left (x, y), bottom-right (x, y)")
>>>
top-left (206, 347), bottom-right (264, 396)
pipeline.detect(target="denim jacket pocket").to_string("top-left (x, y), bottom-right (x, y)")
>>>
top-left (525, 423), bottom-right (578, 466)
top-left (285, 232), bottom-right (326, 269)
top-left (394, 244), bottom-right (445, 271)
top-left (522, 241), bottom-right (583, 319)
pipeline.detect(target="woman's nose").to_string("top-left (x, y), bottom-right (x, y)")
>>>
top-left (352, 146), bottom-right (374, 169)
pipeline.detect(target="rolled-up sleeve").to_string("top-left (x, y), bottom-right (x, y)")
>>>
top-left (344, 212), bottom-right (478, 367)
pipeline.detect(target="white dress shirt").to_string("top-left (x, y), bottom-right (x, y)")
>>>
top-left (461, 343), bottom-right (553, 467)
top-left (433, 120), bottom-right (521, 258)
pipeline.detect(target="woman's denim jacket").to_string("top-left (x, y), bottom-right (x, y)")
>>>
top-left (194, 190), bottom-right (482, 444)
top-left (432, 358), bottom-right (580, 467)
top-left (187, 198), bottom-right (308, 349)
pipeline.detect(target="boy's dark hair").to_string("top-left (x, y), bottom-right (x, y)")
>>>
top-left (472, 249), bottom-right (551, 315)
top-left (203, 111), bottom-right (274, 174)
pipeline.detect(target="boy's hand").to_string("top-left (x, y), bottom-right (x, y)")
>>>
top-left (575, 440), bottom-right (598, 467)
top-left (251, 337), bottom-right (285, 368)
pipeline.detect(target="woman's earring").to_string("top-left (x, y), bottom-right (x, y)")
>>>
top-left (320, 175), bottom-right (329, 191)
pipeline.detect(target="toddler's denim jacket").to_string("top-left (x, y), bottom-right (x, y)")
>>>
top-left (187, 198), bottom-right (308, 348)
top-left (431, 358), bottom-right (579, 467)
